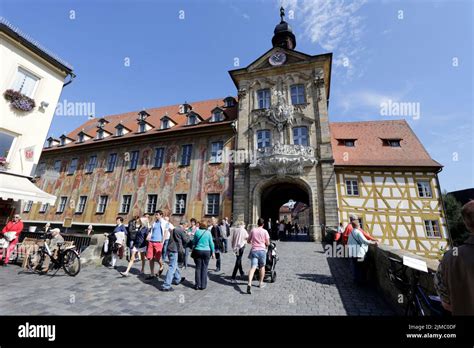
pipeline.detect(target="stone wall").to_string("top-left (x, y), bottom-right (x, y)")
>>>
top-left (367, 243), bottom-right (440, 315)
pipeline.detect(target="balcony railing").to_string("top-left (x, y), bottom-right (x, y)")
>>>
top-left (250, 144), bottom-right (317, 176)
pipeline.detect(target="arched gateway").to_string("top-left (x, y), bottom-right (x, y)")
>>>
top-left (252, 177), bottom-right (313, 234)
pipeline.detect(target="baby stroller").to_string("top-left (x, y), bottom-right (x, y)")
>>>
top-left (254, 242), bottom-right (279, 283)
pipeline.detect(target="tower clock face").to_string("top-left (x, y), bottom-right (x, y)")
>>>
top-left (269, 51), bottom-right (287, 66)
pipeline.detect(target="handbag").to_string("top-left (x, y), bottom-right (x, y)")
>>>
top-left (190, 230), bottom-right (206, 259)
top-left (4, 231), bottom-right (17, 242)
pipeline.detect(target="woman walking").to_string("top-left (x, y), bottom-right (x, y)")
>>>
top-left (120, 217), bottom-right (149, 277)
top-left (184, 218), bottom-right (198, 269)
top-left (192, 221), bottom-right (214, 290)
top-left (230, 221), bottom-right (249, 283)
top-left (210, 217), bottom-right (223, 272)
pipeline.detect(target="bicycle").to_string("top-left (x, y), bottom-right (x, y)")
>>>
top-left (27, 233), bottom-right (81, 276)
top-left (387, 257), bottom-right (448, 316)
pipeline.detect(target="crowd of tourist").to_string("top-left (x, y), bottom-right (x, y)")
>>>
top-left (102, 211), bottom-right (270, 293)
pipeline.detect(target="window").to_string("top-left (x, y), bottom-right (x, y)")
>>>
top-left (180, 145), bottom-right (193, 166)
top-left (290, 84), bottom-right (306, 105)
top-left (293, 127), bottom-right (309, 146)
top-left (344, 140), bottom-right (355, 147)
top-left (383, 139), bottom-right (401, 147)
top-left (257, 89), bottom-right (271, 109)
top-left (0, 131), bottom-right (15, 159)
top-left (211, 111), bottom-right (224, 122)
top-left (153, 147), bottom-right (165, 168)
top-left (257, 130), bottom-right (271, 149)
top-left (224, 97), bottom-right (235, 108)
top-left (39, 203), bottom-right (49, 213)
top-left (53, 160), bottom-right (61, 173)
top-left (76, 196), bottom-right (87, 214)
top-left (11, 67), bottom-right (39, 98)
top-left (67, 158), bottom-right (78, 175)
top-left (57, 197), bottom-right (68, 214)
top-left (129, 150), bottom-right (139, 170)
top-left (146, 194), bottom-right (157, 214)
top-left (161, 118), bottom-right (170, 130)
top-left (138, 122), bottom-right (146, 133)
top-left (96, 195), bottom-right (108, 214)
top-left (206, 194), bottom-right (220, 216)
top-left (187, 114), bottom-right (198, 125)
top-left (35, 162), bottom-right (46, 177)
top-left (23, 200), bottom-right (33, 213)
top-left (175, 194), bottom-right (187, 214)
top-left (106, 153), bottom-right (117, 172)
top-left (424, 220), bottom-right (441, 238)
top-left (86, 155), bottom-right (97, 173)
top-left (97, 130), bottom-right (104, 140)
top-left (78, 134), bottom-right (85, 143)
top-left (345, 179), bottom-right (359, 196)
top-left (210, 141), bottom-right (223, 163)
top-left (417, 180), bottom-right (432, 198)
top-left (120, 195), bottom-right (132, 214)
top-left (116, 126), bottom-right (124, 137)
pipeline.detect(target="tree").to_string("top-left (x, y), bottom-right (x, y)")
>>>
top-left (442, 191), bottom-right (469, 245)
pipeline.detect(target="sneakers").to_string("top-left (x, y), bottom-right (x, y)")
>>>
top-left (259, 283), bottom-right (266, 289)
top-left (120, 272), bottom-right (129, 277)
top-left (159, 287), bottom-right (174, 292)
top-left (247, 285), bottom-right (252, 294)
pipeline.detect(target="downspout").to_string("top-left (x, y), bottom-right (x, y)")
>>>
top-left (63, 72), bottom-right (76, 87)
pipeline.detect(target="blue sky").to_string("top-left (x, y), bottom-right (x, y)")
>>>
top-left (1, 0), bottom-right (472, 192)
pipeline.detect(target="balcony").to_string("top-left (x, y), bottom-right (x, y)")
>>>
top-left (250, 144), bottom-right (317, 176)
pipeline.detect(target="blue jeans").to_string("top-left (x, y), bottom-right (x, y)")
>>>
top-left (162, 251), bottom-right (181, 289)
top-left (249, 250), bottom-right (266, 268)
top-left (162, 239), bottom-right (169, 262)
top-left (221, 238), bottom-right (228, 253)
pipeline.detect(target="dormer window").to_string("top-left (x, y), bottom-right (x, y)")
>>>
top-left (137, 110), bottom-right (150, 121)
top-left (97, 118), bottom-right (109, 129)
top-left (161, 118), bottom-right (170, 130)
top-left (338, 139), bottom-right (357, 147)
top-left (78, 133), bottom-right (85, 143)
top-left (46, 137), bottom-right (58, 148)
top-left (223, 96), bottom-right (236, 108)
top-left (383, 139), bottom-right (401, 147)
top-left (59, 135), bottom-right (72, 146)
top-left (138, 122), bottom-right (146, 133)
top-left (97, 129), bottom-right (104, 140)
top-left (60, 138), bottom-right (66, 146)
top-left (211, 108), bottom-right (224, 123)
top-left (188, 114), bottom-right (197, 126)
top-left (116, 125), bottom-right (124, 137)
top-left (179, 103), bottom-right (192, 114)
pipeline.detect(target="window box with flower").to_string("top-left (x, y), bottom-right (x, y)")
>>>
top-left (3, 89), bottom-right (36, 112)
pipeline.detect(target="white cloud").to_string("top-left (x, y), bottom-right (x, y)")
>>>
top-left (282, 0), bottom-right (368, 79)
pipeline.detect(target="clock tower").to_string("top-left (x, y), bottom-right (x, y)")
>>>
top-left (228, 7), bottom-right (338, 241)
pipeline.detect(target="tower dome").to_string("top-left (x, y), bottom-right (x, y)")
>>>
top-left (271, 7), bottom-right (296, 50)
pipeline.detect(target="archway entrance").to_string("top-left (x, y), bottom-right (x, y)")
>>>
top-left (258, 179), bottom-right (312, 241)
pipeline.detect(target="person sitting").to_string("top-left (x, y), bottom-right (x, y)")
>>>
top-left (84, 225), bottom-right (93, 236)
top-left (0, 214), bottom-right (24, 266)
top-left (41, 228), bottom-right (65, 273)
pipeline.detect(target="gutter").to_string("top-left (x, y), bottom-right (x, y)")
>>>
top-left (63, 72), bottom-right (76, 87)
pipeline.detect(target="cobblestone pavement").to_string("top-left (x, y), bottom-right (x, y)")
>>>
top-left (0, 237), bottom-right (394, 315)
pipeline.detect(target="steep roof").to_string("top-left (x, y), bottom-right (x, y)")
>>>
top-left (44, 98), bottom-right (237, 151)
top-left (330, 120), bottom-right (442, 168)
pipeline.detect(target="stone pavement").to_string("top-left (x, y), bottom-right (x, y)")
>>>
top-left (0, 237), bottom-right (394, 315)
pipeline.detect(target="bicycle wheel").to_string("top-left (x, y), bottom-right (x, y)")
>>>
top-left (62, 249), bottom-right (81, 276)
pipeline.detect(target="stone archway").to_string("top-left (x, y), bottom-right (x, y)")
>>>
top-left (251, 176), bottom-right (317, 241)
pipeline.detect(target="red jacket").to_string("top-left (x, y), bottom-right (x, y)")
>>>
top-left (342, 223), bottom-right (377, 245)
top-left (2, 220), bottom-right (24, 239)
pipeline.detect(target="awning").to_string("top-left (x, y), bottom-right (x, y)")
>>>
top-left (0, 172), bottom-right (57, 205)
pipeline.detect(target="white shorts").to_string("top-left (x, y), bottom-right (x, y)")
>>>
top-left (132, 246), bottom-right (147, 253)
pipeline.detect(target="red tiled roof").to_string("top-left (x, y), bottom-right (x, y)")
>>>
top-left (330, 120), bottom-right (442, 168)
top-left (45, 98), bottom-right (237, 150)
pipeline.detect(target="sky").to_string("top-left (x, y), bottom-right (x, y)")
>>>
top-left (1, 0), bottom-right (473, 192)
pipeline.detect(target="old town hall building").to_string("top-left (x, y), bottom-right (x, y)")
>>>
top-left (23, 9), bottom-right (449, 258)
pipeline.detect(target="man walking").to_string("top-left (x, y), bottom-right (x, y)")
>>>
top-left (246, 218), bottom-right (270, 294)
top-left (146, 210), bottom-right (166, 280)
top-left (160, 220), bottom-right (189, 291)
top-left (435, 200), bottom-right (474, 315)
